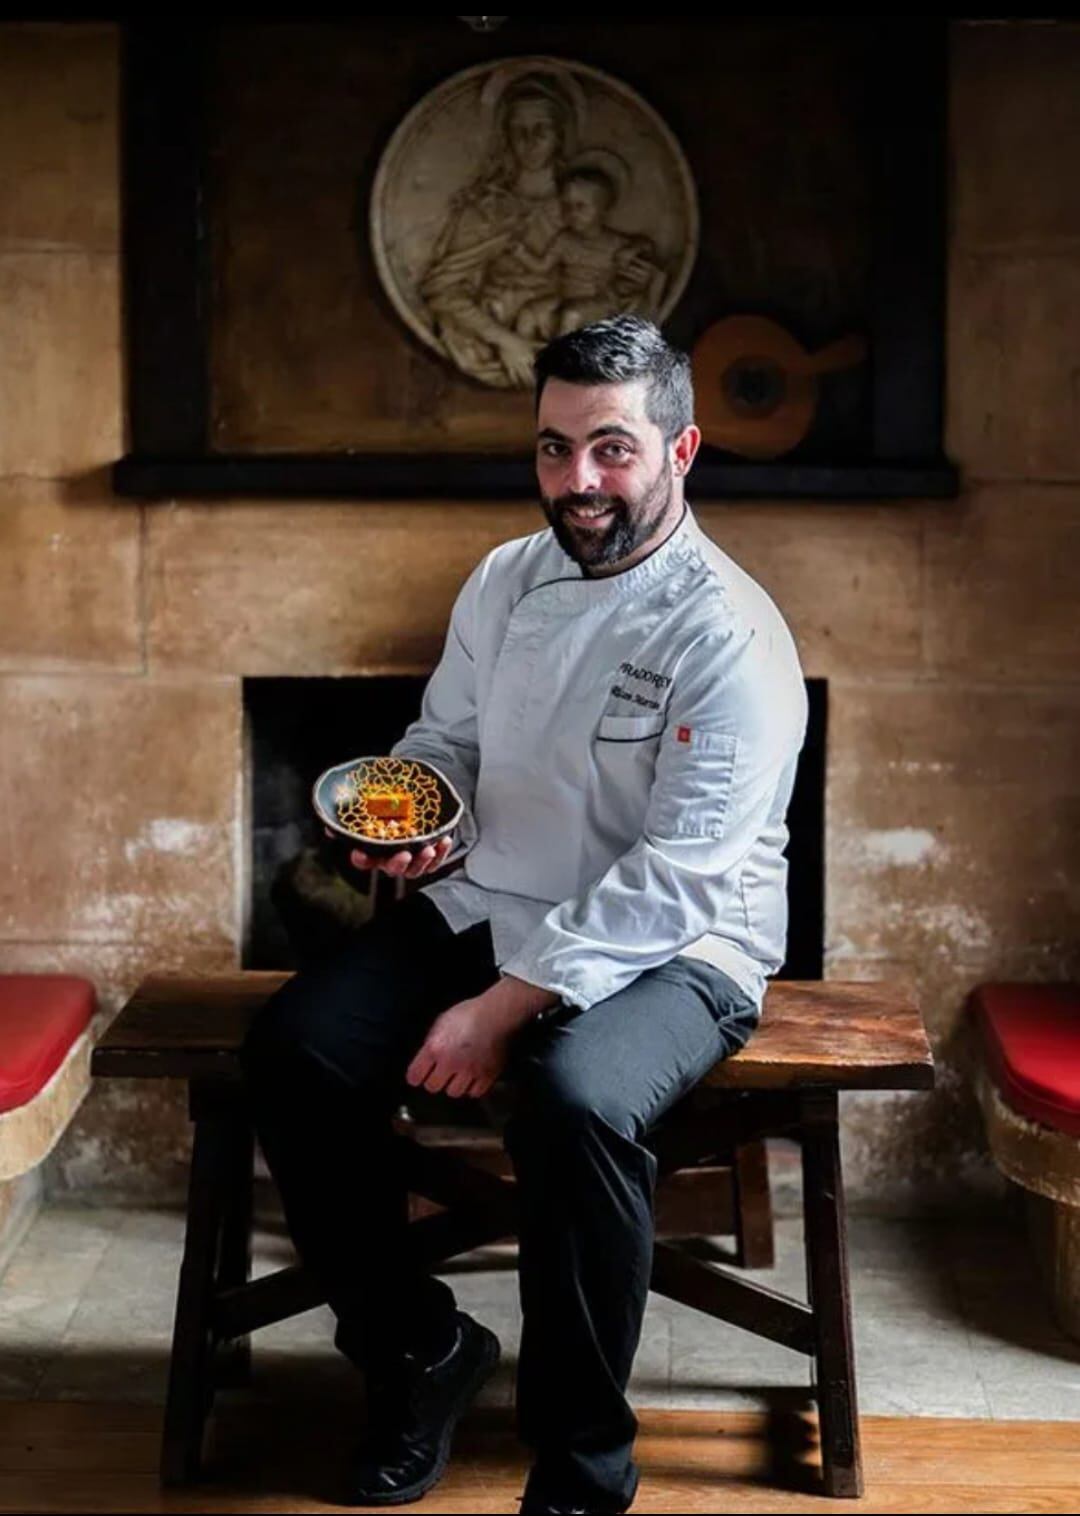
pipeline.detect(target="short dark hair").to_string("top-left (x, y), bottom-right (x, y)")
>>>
top-left (534, 315), bottom-right (694, 441)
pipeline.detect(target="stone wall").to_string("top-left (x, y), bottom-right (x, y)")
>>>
top-left (0, 21), bottom-right (1077, 1215)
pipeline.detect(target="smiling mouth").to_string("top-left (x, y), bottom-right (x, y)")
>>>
top-left (564, 504), bottom-right (617, 528)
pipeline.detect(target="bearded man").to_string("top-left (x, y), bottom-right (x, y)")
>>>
top-left (241, 315), bottom-right (809, 1514)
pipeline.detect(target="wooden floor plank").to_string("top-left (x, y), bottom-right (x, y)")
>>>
top-left (1, 1473), bottom-right (1078, 1515)
top-left (0, 1403), bottom-right (1076, 1513)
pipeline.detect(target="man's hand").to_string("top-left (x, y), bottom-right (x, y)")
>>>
top-left (406, 975), bottom-right (562, 1099)
top-left (324, 828), bottom-right (454, 880)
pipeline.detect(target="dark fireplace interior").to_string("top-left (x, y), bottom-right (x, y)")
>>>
top-left (243, 676), bottom-right (826, 979)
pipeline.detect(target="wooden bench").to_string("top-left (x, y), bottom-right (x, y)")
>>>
top-left (92, 973), bottom-right (933, 1499)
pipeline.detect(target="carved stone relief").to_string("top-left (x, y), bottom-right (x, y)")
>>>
top-left (370, 56), bottom-right (699, 389)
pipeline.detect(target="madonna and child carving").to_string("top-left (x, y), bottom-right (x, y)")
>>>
top-left (370, 57), bottom-right (699, 389)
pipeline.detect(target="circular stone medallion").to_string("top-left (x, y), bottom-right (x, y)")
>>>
top-left (370, 56), bottom-right (699, 389)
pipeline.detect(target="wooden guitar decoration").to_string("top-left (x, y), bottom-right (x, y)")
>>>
top-left (691, 314), bottom-right (867, 460)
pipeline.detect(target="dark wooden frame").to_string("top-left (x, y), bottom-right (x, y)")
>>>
top-left (115, 19), bottom-right (958, 502)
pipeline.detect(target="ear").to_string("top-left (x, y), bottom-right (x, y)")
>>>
top-left (670, 423), bottom-right (702, 477)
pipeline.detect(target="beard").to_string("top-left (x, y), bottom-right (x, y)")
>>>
top-left (541, 456), bottom-right (675, 574)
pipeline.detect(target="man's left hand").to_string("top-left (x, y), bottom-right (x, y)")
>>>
top-left (405, 977), bottom-right (561, 1099)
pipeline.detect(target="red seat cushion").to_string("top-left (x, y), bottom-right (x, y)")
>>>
top-left (971, 983), bottom-right (1080, 1137)
top-left (0, 976), bottom-right (96, 1114)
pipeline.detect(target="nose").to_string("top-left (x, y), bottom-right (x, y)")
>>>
top-left (564, 449), bottom-right (604, 496)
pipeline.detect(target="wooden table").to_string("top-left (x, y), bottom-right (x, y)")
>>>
top-left (93, 974), bottom-right (933, 1499)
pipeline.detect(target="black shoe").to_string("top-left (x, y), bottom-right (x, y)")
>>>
top-left (517, 1499), bottom-right (622, 1514)
top-left (517, 1464), bottom-right (639, 1514)
top-left (343, 1309), bottom-right (500, 1506)
top-left (517, 1501), bottom-right (590, 1514)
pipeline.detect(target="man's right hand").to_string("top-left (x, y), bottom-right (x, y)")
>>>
top-left (325, 828), bottom-right (455, 880)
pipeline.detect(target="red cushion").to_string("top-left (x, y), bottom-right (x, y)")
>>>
top-left (971, 983), bottom-right (1080, 1137)
top-left (0, 976), bottom-right (95, 1114)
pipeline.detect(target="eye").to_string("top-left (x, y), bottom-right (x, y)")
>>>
top-left (598, 442), bottom-right (631, 461)
top-left (539, 441), bottom-right (569, 458)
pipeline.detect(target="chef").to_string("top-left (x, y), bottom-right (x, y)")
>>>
top-left (241, 315), bottom-right (808, 1515)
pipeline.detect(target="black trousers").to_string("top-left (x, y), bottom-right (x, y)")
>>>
top-left (239, 888), bottom-right (759, 1510)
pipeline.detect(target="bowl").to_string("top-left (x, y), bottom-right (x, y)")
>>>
top-left (312, 754), bottom-right (464, 872)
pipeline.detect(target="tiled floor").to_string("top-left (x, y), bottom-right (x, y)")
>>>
top-left (1, 1204), bottom-right (1078, 1420)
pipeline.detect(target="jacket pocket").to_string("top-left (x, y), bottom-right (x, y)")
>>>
top-left (591, 713), bottom-right (664, 836)
top-left (648, 727), bottom-right (739, 840)
top-left (595, 712), bottom-right (666, 743)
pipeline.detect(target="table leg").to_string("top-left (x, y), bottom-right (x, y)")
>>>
top-left (732, 1138), bottom-right (775, 1269)
top-left (160, 1080), bottom-right (233, 1486)
top-left (214, 1108), bottom-right (255, 1388)
top-left (801, 1089), bottom-right (863, 1498)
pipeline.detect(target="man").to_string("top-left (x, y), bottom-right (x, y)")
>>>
top-left (241, 316), bottom-right (808, 1514)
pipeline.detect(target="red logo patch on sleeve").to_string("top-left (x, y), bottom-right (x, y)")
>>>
top-left (676, 725), bottom-right (691, 743)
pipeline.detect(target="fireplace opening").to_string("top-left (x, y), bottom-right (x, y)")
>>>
top-left (242, 676), bottom-right (825, 979)
top-left (243, 675), bottom-right (429, 972)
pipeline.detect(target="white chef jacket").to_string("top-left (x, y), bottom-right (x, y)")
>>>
top-left (389, 500), bottom-right (808, 1015)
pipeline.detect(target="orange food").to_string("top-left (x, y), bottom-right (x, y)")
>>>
top-left (333, 757), bottom-right (443, 842)
top-left (365, 789), bottom-right (414, 827)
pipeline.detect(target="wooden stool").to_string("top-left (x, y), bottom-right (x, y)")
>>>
top-left (92, 974), bottom-right (932, 1499)
top-left (0, 975), bottom-right (97, 1184)
top-left (971, 982), bottom-right (1080, 1340)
